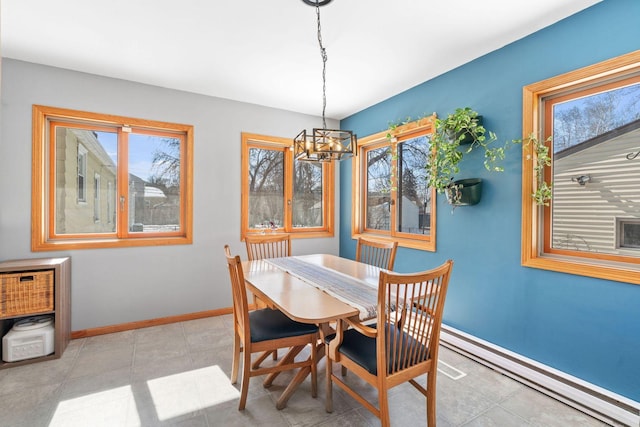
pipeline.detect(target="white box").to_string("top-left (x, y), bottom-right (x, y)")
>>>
top-left (2, 316), bottom-right (54, 362)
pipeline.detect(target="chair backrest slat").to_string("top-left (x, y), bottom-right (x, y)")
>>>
top-left (245, 234), bottom-right (291, 261)
top-left (377, 260), bottom-right (453, 376)
top-left (356, 237), bottom-right (398, 270)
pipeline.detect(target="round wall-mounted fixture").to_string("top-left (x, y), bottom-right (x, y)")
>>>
top-left (302, 0), bottom-right (333, 6)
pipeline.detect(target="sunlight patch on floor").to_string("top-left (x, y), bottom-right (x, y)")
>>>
top-left (48, 365), bottom-right (239, 426)
top-left (147, 365), bottom-right (239, 421)
top-left (49, 385), bottom-right (139, 427)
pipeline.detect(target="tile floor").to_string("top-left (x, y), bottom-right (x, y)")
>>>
top-left (0, 315), bottom-right (613, 427)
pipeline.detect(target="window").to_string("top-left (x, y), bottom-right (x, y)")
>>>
top-left (241, 133), bottom-right (334, 239)
top-left (522, 50), bottom-right (640, 284)
top-left (618, 219), bottom-right (640, 249)
top-left (107, 181), bottom-right (114, 224)
top-left (352, 116), bottom-right (436, 251)
top-left (93, 173), bottom-right (101, 223)
top-left (77, 145), bottom-right (87, 203)
top-left (32, 105), bottom-right (193, 250)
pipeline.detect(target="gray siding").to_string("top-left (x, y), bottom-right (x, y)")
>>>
top-left (552, 127), bottom-right (640, 256)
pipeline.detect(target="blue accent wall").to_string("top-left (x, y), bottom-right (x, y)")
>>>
top-left (339, 0), bottom-right (640, 401)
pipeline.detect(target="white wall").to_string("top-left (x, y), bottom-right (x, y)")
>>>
top-left (0, 59), bottom-right (340, 331)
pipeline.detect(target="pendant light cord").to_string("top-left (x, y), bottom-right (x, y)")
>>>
top-left (316, 2), bottom-right (328, 129)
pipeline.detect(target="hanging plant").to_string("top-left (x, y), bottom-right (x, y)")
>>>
top-left (425, 107), bottom-right (510, 205)
top-left (386, 110), bottom-right (553, 207)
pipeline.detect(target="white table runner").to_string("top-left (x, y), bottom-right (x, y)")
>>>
top-left (265, 256), bottom-right (380, 320)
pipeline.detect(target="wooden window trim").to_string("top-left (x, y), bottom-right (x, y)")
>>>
top-left (32, 105), bottom-right (193, 251)
top-left (352, 116), bottom-right (437, 251)
top-left (521, 50), bottom-right (640, 284)
top-left (240, 132), bottom-right (335, 240)
top-left (540, 74), bottom-right (640, 266)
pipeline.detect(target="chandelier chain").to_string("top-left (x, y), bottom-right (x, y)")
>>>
top-left (293, 0), bottom-right (355, 163)
top-left (316, 2), bottom-right (328, 129)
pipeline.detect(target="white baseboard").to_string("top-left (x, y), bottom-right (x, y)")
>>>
top-left (439, 325), bottom-right (640, 427)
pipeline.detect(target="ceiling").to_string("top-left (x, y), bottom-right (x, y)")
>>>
top-left (1, 0), bottom-right (601, 120)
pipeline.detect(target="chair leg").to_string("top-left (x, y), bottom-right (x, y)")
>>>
top-left (231, 332), bottom-right (241, 384)
top-left (310, 339), bottom-right (318, 398)
top-left (238, 349), bottom-right (252, 410)
top-left (272, 349), bottom-right (278, 360)
top-left (379, 387), bottom-right (391, 427)
top-left (426, 372), bottom-right (437, 427)
top-left (325, 355), bottom-right (333, 412)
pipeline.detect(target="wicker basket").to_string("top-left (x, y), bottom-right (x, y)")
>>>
top-left (1, 270), bottom-right (54, 318)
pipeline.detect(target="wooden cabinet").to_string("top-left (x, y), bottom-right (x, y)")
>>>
top-left (0, 257), bottom-right (70, 369)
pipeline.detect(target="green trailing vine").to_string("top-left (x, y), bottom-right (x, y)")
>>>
top-left (519, 133), bottom-right (553, 206)
top-left (384, 109), bottom-right (552, 207)
top-left (385, 116), bottom-right (414, 140)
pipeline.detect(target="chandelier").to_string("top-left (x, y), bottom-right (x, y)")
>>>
top-left (294, 0), bottom-right (357, 162)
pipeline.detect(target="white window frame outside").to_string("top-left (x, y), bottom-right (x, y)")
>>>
top-left (77, 144), bottom-right (87, 203)
top-left (94, 173), bottom-right (101, 223)
top-left (617, 218), bottom-right (640, 249)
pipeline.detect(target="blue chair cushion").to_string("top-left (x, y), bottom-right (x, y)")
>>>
top-left (325, 324), bottom-right (429, 375)
top-left (249, 308), bottom-right (318, 343)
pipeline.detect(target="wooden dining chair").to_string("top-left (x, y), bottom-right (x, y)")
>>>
top-left (224, 245), bottom-right (318, 410)
top-left (245, 233), bottom-right (291, 261)
top-left (356, 237), bottom-right (398, 270)
top-left (325, 260), bottom-right (453, 427)
top-left (244, 233), bottom-right (292, 363)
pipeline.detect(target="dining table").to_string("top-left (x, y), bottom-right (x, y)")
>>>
top-left (242, 253), bottom-right (383, 409)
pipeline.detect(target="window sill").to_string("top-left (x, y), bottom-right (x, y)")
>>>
top-left (32, 236), bottom-right (192, 251)
top-left (522, 252), bottom-right (640, 285)
top-left (352, 233), bottom-right (435, 252)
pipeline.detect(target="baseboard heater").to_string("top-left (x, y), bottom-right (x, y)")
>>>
top-left (439, 325), bottom-right (640, 427)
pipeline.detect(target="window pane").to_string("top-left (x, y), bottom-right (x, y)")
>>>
top-left (54, 127), bottom-right (117, 234)
top-left (293, 160), bottom-right (323, 228)
top-left (396, 136), bottom-right (431, 235)
top-left (248, 147), bottom-right (284, 229)
top-left (366, 146), bottom-right (392, 230)
top-left (551, 82), bottom-right (640, 256)
top-left (621, 221), bottom-right (640, 248)
top-left (128, 133), bottom-right (182, 233)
